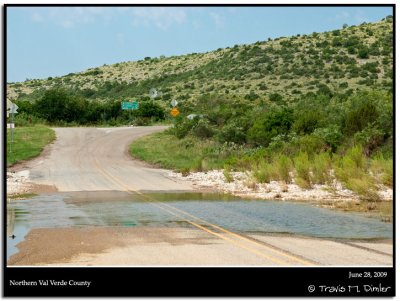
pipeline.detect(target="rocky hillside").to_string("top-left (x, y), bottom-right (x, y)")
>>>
top-left (8, 16), bottom-right (392, 105)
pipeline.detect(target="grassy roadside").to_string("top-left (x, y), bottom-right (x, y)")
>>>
top-left (130, 131), bottom-right (229, 173)
top-left (130, 130), bottom-right (392, 219)
top-left (6, 125), bottom-right (56, 166)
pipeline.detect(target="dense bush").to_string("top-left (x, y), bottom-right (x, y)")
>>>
top-left (247, 107), bottom-right (294, 146)
top-left (343, 98), bottom-right (379, 135)
top-left (34, 89), bottom-right (86, 123)
top-left (135, 101), bottom-right (165, 120)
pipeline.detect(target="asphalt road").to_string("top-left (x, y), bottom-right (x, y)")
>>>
top-left (28, 126), bottom-right (194, 192)
top-left (8, 126), bottom-right (392, 266)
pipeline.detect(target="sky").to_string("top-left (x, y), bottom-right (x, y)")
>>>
top-left (6, 6), bottom-right (393, 83)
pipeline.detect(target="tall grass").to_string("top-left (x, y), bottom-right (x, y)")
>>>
top-left (311, 152), bottom-right (332, 184)
top-left (252, 154), bottom-right (293, 184)
top-left (371, 154), bottom-right (393, 187)
top-left (223, 167), bottom-right (234, 183)
top-left (294, 152), bottom-right (312, 189)
top-left (276, 155), bottom-right (293, 183)
top-left (333, 145), bottom-right (380, 201)
top-left (252, 161), bottom-right (274, 183)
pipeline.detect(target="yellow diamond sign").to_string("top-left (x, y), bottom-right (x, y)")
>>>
top-left (171, 107), bottom-right (180, 117)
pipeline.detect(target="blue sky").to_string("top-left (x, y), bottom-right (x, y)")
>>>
top-left (7, 6), bottom-right (393, 83)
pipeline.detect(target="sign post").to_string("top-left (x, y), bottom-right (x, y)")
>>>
top-left (171, 99), bottom-right (178, 108)
top-left (121, 100), bottom-right (139, 125)
top-left (170, 107), bottom-right (180, 117)
top-left (7, 102), bottom-right (18, 161)
top-left (121, 101), bottom-right (139, 110)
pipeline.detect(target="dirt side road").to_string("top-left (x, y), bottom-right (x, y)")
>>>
top-left (22, 126), bottom-right (194, 192)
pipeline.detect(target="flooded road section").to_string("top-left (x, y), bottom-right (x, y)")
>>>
top-left (7, 191), bottom-right (392, 264)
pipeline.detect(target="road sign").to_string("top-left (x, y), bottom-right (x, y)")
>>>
top-left (7, 123), bottom-right (15, 129)
top-left (170, 107), bottom-right (180, 117)
top-left (149, 88), bottom-right (158, 99)
top-left (11, 103), bottom-right (18, 114)
top-left (121, 101), bottom-right (139, 110)
top-left (7, 100), bottom-right (18, 116)
top-left (171, 99), bottom-right (178, 107)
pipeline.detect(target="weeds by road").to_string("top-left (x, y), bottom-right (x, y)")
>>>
top-left (130, 130), bottom-right (392, 219)
top-left (6, 126), bottom-right (55, 166)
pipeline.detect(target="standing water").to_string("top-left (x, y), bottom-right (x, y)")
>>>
top-left (7, 191), bottom-right (392, 260)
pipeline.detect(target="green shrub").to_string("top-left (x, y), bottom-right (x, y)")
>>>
top-left (192, 119), bottom-right (215, 139)
top-left (293, 110), bottom-right (324, 135)
top-left (136, 101), bottom-right (165, 120)
top-left (344, 100), bottom-right (379, 135)
top-left (346, 178), bottom-right (380, 201)
top-left (223, 168), bottom-right (234, 183)
top-left (295, 135), bottom-right (326, 156)
top-left (174, 117), bottom-right (198, 139)
top-left (333, 145), bottom-right (379, 200)
top-left (247, 107), bottom-right (294, 146)
top-left (358, 47), bottom-right (370, 59)
top-left (371, 154), bottom-right (393, 187)
top-left (311, 152), bottom-right (332, 184)
top-left (313, 125), bottom-right (343, 152)
top-left (14, 112), bottom-right (46, 127)
top-left (252, 161), bottom-right (274, 183)
top-left (276, 155), bottom-right (293, 183)
top-left (218, 118), bottom-right (249, 144)
top-left (354, 125), bottom-right (385, 156)
top-left (295, 177), bottom-right (311, 189)
top-left (346, 144), bottom-right (366, 170)
top-left (294, 152), bottom-right (312, 188)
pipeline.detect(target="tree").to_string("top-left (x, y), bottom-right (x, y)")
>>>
top-left (247, 107), bottom-right (294, 146)
top-left (358, 47), bottom-right (369, 59)
top-left (34, 88), bottom-right (88, 123)
top-left (136, 101), bottom-right (165, 120)
top-left (344, 99), bottom-right (378, 135)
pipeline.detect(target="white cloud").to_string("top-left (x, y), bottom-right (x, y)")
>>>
top-left (210, 12), bottom-right (225, 29)
top-left (31, 12), bottom-right (43, 22)
top-left (335, 9), bottom-right (369, 24)
top-left (26, 7), bottom-right (114, 29)
top-left (131, 7), bottom-right (187, 30)
top-left (25, 7), bottom-right (192, 30)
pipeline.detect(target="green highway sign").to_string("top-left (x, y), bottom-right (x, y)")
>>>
top-left (121, 101), bottom-right (139, 110)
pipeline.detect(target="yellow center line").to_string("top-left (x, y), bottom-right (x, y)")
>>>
top-left (92, 157), bottom-right (312, 266)
top-left (148, 202), bottom-right (288, 265)
top-left (159, 202), bottom-right (314, 266)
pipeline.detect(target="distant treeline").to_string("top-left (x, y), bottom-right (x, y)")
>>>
top-left (13, 88), bottom-right (166, 126)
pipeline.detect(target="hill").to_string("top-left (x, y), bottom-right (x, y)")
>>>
top-left (7, 16), bottom-right (393, 105)
top-left (6, 16), bottom-right (393, 207)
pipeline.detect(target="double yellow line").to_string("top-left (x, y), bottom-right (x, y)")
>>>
top-left (92, 157), bottom-right (315, 266)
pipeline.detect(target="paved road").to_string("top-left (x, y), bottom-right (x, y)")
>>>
top-left (8, 127), bottom-right (392, 266)
top-left (28, 126), bottom-right (194, 192)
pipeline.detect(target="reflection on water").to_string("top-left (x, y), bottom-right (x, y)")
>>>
top-left (7, 191), bottom-right (392, 259)
top-left (7, 204), bottom-right (30, 260)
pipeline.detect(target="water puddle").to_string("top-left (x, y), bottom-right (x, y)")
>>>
top-left (7, 191), bottom-right (392, 260)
